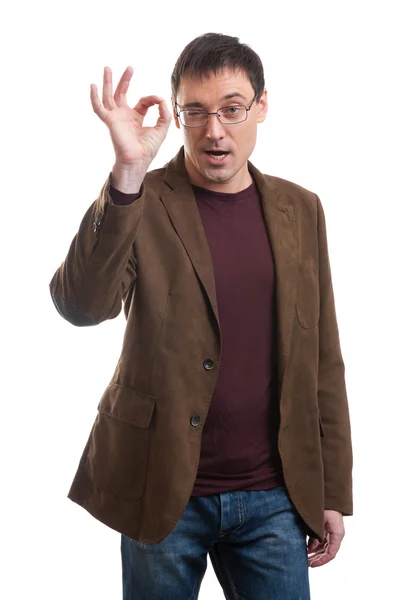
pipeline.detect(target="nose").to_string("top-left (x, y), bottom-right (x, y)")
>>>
top-left (205, 113), bottom-right (226, 141)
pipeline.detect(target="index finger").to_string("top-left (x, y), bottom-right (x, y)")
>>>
top-left (113, 66), bottom-right (134, 106)
top-left (133, 95), bottom-right (166, 117)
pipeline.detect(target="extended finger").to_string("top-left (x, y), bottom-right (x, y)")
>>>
top-left (113, 66), bottom-right (133, 107)
top-left (90, 83), bottom-right (109, 122)
top-left (102, 66), bottom-right (116, 110)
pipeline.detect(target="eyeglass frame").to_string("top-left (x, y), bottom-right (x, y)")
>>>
top-left (174, 93), bottom-right (258, 128)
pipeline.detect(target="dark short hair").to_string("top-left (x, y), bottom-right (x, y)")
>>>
top-left (171, 33), bottom-right (265, 103)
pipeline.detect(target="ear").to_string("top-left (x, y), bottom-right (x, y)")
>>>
top-left (256, 89), bottom-right (268, 124)
top-left (171, 96), bottom-right (181, 129)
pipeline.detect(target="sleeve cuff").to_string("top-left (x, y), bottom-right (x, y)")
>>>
top-left (108, 182), bottom-right (143, 205)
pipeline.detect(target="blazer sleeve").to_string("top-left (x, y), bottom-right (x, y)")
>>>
top-left (316, 194), bottom-right (353, 516)
top-left (49, 172), bottom-right (144, 326)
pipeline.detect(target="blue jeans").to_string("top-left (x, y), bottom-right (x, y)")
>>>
top-left (121, 485), bottom-right (310, 599)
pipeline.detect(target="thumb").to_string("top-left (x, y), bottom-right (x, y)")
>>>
top-left (307, 537), bottom-right (320, 552)
top-left (155, 99), bottom-right (172, 133)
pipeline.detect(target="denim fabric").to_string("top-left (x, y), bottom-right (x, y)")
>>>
top-left (121, 486), bottom-right (310, 599)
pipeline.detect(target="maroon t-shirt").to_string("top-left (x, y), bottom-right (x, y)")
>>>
top-left (109, 179), bottom-right (285, 495)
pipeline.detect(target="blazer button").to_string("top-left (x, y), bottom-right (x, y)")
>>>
top-left (93, 211), bottom-right (104, 233)
top-left (203, 358), bottom-right (215, 370)
top-left (191, 415), bottom-right (201, 427)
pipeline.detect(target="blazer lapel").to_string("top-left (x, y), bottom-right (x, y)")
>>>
top-left (160, 147), bottom-right (298, 385)
top-left (248, 162), bottom-right (298, 385)
top-left (161, 148), bottom-right (220, 327)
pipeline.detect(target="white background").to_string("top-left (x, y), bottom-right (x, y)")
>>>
top-left (1, 0), bottom-right (410, 598)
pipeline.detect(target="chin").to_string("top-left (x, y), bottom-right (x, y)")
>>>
top-left (201, 169), bottom-right (232, 183)
top-left (201, 161), bottom-right (238, 181)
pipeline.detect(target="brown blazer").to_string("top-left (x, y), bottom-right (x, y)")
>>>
top-left (49, 146), bottom-right (353, 543)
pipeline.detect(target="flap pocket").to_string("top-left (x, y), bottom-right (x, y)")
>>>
top-left (97, 382), bottom-right (155, 428)
top-left (90, 382), bottom-right (155, 499)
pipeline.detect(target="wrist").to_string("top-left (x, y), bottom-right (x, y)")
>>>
top-left (111, 162), bottom-right (147, 194)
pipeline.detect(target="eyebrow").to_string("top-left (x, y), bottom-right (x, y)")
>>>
top-left (179, 92), bottom-right (248, 109)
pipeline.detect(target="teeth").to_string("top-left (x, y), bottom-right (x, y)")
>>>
top-left (209, 153), bottom-right (226, 160)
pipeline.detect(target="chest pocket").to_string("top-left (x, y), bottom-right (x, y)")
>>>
top-left (296, 256), bottom-right (320, 329)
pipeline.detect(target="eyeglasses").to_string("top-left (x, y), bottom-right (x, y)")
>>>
top-left (175, 94), bottom-right (257, 128)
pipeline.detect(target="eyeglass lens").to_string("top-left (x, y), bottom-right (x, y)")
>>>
top-left (180, 105), bottom-right (247, 126)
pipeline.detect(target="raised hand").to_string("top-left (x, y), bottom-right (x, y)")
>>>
top-left (90, 66), bottom-right (172, 168)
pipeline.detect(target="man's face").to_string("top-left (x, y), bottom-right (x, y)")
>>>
top-left (173, 68), bottom-right (267, 192)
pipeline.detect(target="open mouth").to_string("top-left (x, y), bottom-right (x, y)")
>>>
top-left (204, 150), bottom-right (230, 162)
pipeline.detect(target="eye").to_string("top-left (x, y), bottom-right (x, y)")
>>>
top-left (186, 110), bottom-right (207, 117)
top-left (220, 106), bottom-right (241, 115)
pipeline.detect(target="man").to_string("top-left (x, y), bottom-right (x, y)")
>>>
top-left (49, 33), bottom-right (353, 600)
